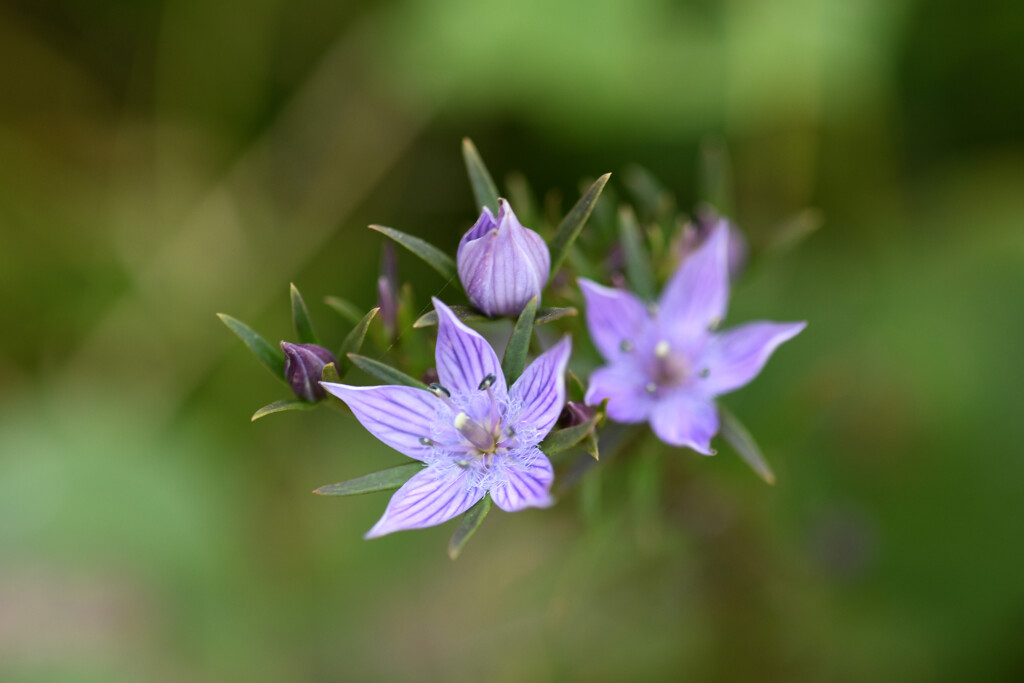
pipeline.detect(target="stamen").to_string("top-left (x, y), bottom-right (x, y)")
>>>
top-left (654, 340), bottom-right (671, 359)
top-left (619, 339), bottom-right (634, 353)
top-left (454, 412), bottom-right (497, 453)
top-left (478, 374), bottom-right (497, 391)
top-left (418, 437), bottom-right (434, 446)
top-left (645, 382), bottom-right (658, 394)
top-left (429, 383), bottom-right (450, 398)
top-left (707, 317), bottom-right (721, 332)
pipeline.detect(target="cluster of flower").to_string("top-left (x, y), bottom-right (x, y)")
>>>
top-left (220, 140), bottom-right (805, 557)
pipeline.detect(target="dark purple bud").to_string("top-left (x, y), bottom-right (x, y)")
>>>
top-left (377, 243), bottom-right (399, 336)
top-left (420, 367), bottom-right (439, 386)
top-left (557, 401), bottom-right (597, 429)
top-left (679, 206), bottom-right (748, 281)
top-left (281, 341), bottom-right (337, 402)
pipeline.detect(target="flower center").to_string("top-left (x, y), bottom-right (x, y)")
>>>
top-left (454, 412), bottom-right (498, 453)
top-left (650, 339), bottom-right (689, 389)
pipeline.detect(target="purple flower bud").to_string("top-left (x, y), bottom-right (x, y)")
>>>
top-left (377, 243), bottom-right (399, 337)
top-left (679, 207), bottom-right (748, 281)
top-left (281, 341), bottom-right (337, 402)
top-left (457, 199), bottom-right (550, 317)
top-left (557, 401), bottom-right (597, 429)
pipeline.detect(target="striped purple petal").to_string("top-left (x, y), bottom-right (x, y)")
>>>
top-left (507, 336), bottom-right (572, 445)
top-left (320, 383), bottom-right (441, 461)
top-left (365, 466), bottom-right (485, 538)
top-left (649, 392), bottom-right (719, 454)
top-left (697, 321), bottom-right (806, 397)
top-left (585, 362), bottom-right (656, 423)
top-left (432, 298), bottom-right (508, 397)
top-left (659, 220), bottom-right (731, 345)
top-left (490, 447), bottom-right (555, 512)
top-left (578, 278), bottom-right (653, 362)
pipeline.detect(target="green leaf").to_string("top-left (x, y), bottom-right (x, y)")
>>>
top-left (251, 399), bottom-right (318, 422)
top-left (535, 307), bottom-right (577, 324)
top-left (290, 283), bottom-right (319, 345)
top-left (413, 305), bottom-right (575, 328)
top-left (502, 296), bottom-right (537, 384)
top-left (448, 494), bottom-right (491, 560)
top-left (462, 138), bottom-right (500, 214)
top-left (548, 173), bottom-right (612, 279)
top-left (369, 225), bottom-right (457, 282)
top-left (618, 206), bottom-right (656, 301)
top-left (313, 463), bottom-right (423, 496)
top-left (718, 405), bottom-right (775, 485)
top-left (539, 400), bottom-right (606, 457)
top-left (346, 353), bottom-right (429, 390)
top-left (764, 208), bottom-right (823, 258)
top-left (413, 305), bottom-right (488, 328)
top-left (337, 307), bottom-right (379, 376)
top-left (623, 164), bottom-right (674, 223)
top-left (321, 362), bottom-right (342, 384)
top-left (324, 296), bottom-right (363, 326)
top-left (505, 171), bottom-right (539, 228)
top-left (567, 370), bottom-right (586, 403)
top-left (217, 313), bottom-right (286, 381)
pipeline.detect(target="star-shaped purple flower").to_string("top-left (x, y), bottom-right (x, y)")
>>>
top-left (322, 298), bottom-right (570, 538)
top-left (580, 223), bottom-right (805, 453)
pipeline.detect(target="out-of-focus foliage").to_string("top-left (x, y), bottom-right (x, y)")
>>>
top-left (1, 0), bottom-right (1022, 681)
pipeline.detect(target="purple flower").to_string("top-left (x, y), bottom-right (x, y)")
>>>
top-left (281, 342), bottom-right (338, 402)
top-left (579, 223), bottom-right (805, 453)
top-left (321, 298), bottom-right (571, 538)
top-left (457, 199), bottom-right (550, 317)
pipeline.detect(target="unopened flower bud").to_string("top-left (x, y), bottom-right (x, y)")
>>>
top-left (557, 401), bottom-right (597, 429)
top-left (377, 243), bottom-right (399, 337)
top-left (457, 199), bottom-right (550, 317)
top-left (281, 341), bottom-right (337, 402)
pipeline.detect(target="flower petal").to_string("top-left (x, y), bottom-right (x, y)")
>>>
top-left (432, 298), bottom-right (507, 397)
top-left (578, 278), bottom-right (653, 362)
top-left (490, 447), bottom-right (555, 512)
top-left (365, 466), bottom-right (484, 538)
top-left (508, 336), bottom-right (572, 445)
top-left (698, 321), bottom-right (806, 396)
top-left (585, 362), bottom-right (655, 423)
top-left (456, 206), bottom-right (497, 257)
top-left (321, 383), bottom-right (440, 461)
top-left (649, 392), bottom-right (719, 454)
top-left (659, 220), bottom-right (730, 344)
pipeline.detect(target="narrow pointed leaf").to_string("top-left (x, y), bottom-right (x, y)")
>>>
top-left (505, 171), bottom-right (539, 228)
top-left (462, 138), bottom-right (500, 214)
top-left (414, 305), bottom-right (575, 329)
top-left (324, 296), bottom-right (363, 326)
top-left (583, 433), bottom-right (600, 460)
top-left (502, 296), bottom-right (537, 384)
top-left (719, 405), bottom-right (776, 485)
top-left (548, 173), bottom-right (611, 278)
top-left (321, 362), bottom-right (342, 384)
top-left (290, 283), bottom-right (319, 344)
top-left (540, 400), bottom-right (606, 455)
top-left (346, 353), bottom-right (429, 390)
top-left (313, 463), bottom-right (424, 496)
top-left (217, 313), bottom-right (286, 381)
top-left (413, 305), bottom-right (487, 328)
top-left (369, 225), bottom-right (457, 282)
top-left (618, 206), bottom-right (657, 301)
top-left (535, 307), bottom-right (577, 324)
top-left (448, 494), bottom-right (491, 560)
top-left (764, 208), bottom-right (824, 258)
top-left (251, 399), bottom-right (319, 422)
top-left (567, 370), bottom-right (586, 403)
top-left (337, 307), bottom-right (379, 376)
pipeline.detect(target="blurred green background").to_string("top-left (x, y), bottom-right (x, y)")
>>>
top-left (2, 0), bottom-right (1023, 680)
